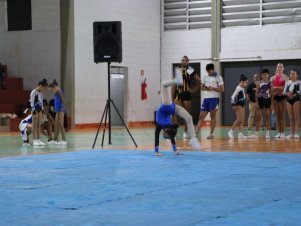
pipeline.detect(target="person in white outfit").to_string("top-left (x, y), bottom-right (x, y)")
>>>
top-left (196, 63), bottom-right (224, 139)
top-left (30, 79), bottom-right (48, 146)
top-left (19, 114), bottom-right (33, 146)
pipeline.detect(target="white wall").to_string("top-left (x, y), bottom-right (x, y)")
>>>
top-left (161, 29), bottom-right (212, 80)
top-left (161, 23), bottom-right (301, 76)
top-left (220, 23), bottom-right (301, 61)
top-left (0, 0), bottom-right (60, 90)
top-left (73, 0), bottom-right (161, 124)
top-left (60, 0), bottom-right (75, 125)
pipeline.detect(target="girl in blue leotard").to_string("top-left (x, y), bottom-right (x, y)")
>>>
top-left (155, 73), bottom-right (201, 156)
top-left (49, 79), bottom-right (67, 145)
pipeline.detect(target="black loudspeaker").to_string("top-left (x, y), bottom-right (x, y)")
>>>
top-left (93, 21), bottom-right (122, 63)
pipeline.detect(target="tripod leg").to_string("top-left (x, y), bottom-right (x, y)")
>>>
top-left (110, 100), bottom-right (138, 147)
top-left (92, 101), bottom-right (108, 149)
top-left (101, 103), bottom-right (109, 147)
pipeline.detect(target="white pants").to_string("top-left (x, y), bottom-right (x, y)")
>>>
top-left (161, 79), bottom-right (195, 137)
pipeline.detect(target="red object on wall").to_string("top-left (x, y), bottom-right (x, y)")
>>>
top-left (141, 79), bottom-right (147, 100)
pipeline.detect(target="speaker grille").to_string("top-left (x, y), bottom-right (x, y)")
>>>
top-left (93, 21), bottom-right (122, 63)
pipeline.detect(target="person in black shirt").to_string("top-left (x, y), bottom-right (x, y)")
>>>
top-left (246, 73), bottom-right (260, 130)
top-left (172, 56), bottom-right (199, 139)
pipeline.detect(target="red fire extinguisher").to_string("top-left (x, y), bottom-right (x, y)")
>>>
top-left (141, 78), bottom-right (147, 100)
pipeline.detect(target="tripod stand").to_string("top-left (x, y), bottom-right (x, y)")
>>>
top-left (92, 62), bottom-right (137, 148)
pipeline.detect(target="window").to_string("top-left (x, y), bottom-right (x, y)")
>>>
top-left (222, 0), bottom-right (301, 27)
top-left (262, 0), bottom-right (301, 25)
top-left (222, 0), bottom-right (261, 27)
top-left (7, 0), bottom-right (32, 31)
top-left (163, 0), bottom-right (212, 31)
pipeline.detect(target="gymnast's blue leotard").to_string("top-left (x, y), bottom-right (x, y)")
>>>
top-left (155, 102), bottom-right (175, 128)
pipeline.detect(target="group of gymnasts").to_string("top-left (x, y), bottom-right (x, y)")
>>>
top-left (229, 63), bottom-right (300, 139)
top-left (155, 57), bottom-right (300, 155)
top-left (19, 79), bottom-right (67, 146)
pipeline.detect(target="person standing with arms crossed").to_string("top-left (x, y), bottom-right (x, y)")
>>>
top-left (172, 56), bottom-right (199, 139)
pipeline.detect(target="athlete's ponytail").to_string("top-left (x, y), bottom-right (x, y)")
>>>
top-left (49, 79), bottom-right (58, 87)
top-left (38, 78), bottom-right (48, 87)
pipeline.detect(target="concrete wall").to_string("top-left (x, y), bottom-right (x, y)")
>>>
top-left (73, 0), bottom-right (161, 124)
top-left (220, 23), bottom-right (301, 61)
top-left (60, 0), bottom-right (75, 125)
top-left (161, 29), bottom-right (212, 81)
top-left (0, 0), bottom-right (61, 91)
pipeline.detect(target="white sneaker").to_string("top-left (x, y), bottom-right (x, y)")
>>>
top-left (279, 133), bottom-right (285, 138)
top-left (238, 133), bottom-right (248, 139)
top-left (286, 134), bottom-right (294, 139)
top-left (183, 132), bottom-right (191, 139)
top-left (22, 142), bottom-right (31, 146)
top-left (248, 132), bottom-right (258, 138)
top-left (38, 140), bottom-right (47, 146)
top-left (274, 133), bottom-right (281, 138)
top-left (189, 137), bottom-right (201, 151)
top-left (294, 134), bottom-right (299, 139)
top-left (47, 140), bottom-right (58, 144)
top-left (33, 140), bottom-right (40, 146)
top-left (57, 140), bottom-right (67, 145)
top-left (174, 68), bottom-right (183, 85)
top-left (228, 130), bottom-right (234, 139)
top-left (265, 131), bottom-right (270, 139)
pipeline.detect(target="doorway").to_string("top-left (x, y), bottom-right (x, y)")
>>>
top-left (110, 66), bottom-right (128, 126)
